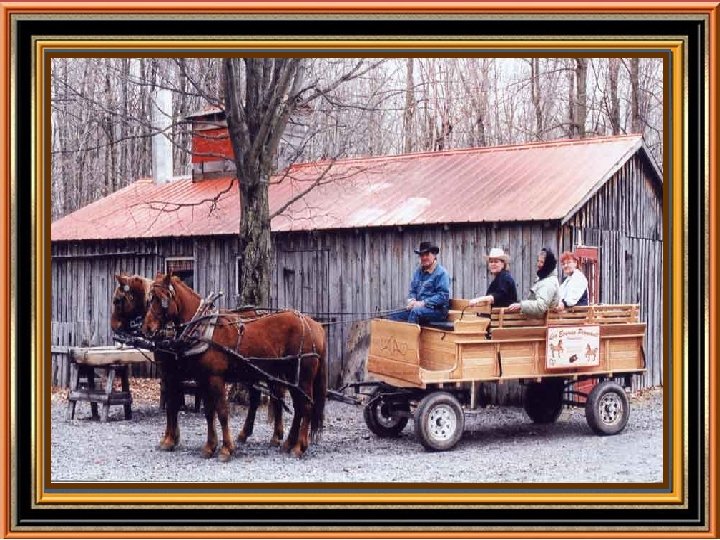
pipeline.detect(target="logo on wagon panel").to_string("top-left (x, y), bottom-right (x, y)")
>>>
top-left (379, 336), bottom-right (409, 358)
top-left (546, 325), bottom-right (600, 368)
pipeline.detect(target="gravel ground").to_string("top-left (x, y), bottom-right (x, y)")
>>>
top-left (51, 383), bottom-right (663, 484)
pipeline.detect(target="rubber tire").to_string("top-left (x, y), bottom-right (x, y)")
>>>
top-left (523, 379), bottom-right (564, 424)
top-left (585, 381), bottom-right (630, 435)
top-left (414, 392), bottom-right (465, 452)
top-left (363, 391), bottom-right (409, 438)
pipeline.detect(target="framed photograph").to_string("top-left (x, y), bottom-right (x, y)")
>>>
top-left (1, 1), bottom-right (715, 537)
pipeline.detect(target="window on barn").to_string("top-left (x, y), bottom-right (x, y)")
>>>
top-left (165, 257), bottom-right (195, 290)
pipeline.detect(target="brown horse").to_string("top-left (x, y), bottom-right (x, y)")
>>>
top-left (142, 272), bottom-right (327, 460)
top-left (110, 273), bottom-right (286, 452)
top-left (110, 273), bottom-right (152, 333)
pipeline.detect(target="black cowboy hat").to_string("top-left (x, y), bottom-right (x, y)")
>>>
top-left (414, 241), bottom-right (440, 255)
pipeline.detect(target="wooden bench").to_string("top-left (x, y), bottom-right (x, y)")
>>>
top-left (66, 346), bottom-right (151, 422)
top-left (446, 298), bottom-right (491, 334)
top-left (490, 304), bottom-right (639, 328)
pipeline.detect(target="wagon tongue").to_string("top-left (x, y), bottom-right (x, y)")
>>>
top-left (326, 389), bottom-right (362, 405)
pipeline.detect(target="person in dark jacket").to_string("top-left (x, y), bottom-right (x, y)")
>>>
top-left (468, 247), bottom-right (518, 308)
top-left (390, 241), bottom-right (450, 324)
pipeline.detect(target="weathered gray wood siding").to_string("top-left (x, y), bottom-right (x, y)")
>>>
top-left (51, 151), bottom-right (663, 398)
top-left (561, 153), bottom-right (663, 388)
top-left (51, 222), bottom-right (559, 405)
top-left (271, 221), bottom-right (560, 403)
top-left (51, 238), bottom-right (193, 382)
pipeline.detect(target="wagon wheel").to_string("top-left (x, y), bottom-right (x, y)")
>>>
top-left (523, 378), bottom-right (564, 424)
top-left (363, 389), bottom-right (409, 438)
top-left (414, 392), bottom-right (465, 452)
top-left (585, 381), bottom-right (630, 435)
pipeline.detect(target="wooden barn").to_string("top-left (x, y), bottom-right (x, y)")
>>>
top-left (51, 123), bottom-right (663, 402)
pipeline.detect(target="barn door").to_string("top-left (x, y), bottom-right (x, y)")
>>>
top-left (273, 249), bottom-right (330, 318)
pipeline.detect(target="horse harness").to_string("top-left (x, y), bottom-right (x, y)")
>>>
top-left (148, 282), bottom-right (319, 403)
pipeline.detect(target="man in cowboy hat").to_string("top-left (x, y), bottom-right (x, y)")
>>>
top-left (468, 247), bottom-right (518, 308)
top-left (390, 241), bottom-right (450, 324)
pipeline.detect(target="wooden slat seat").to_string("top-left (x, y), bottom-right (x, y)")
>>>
top-left (490, 304), bottom-right (640, 330)
top-left (490, 308), bottom-right (546, 329)
top-left (450, 298), bottom-right (491, 313)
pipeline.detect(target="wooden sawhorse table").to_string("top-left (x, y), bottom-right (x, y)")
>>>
top-left (66, 346), bottom-right (152, 422)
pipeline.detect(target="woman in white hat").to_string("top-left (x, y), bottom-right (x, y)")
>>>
top-left (468, 247), bottom-right (518, 308)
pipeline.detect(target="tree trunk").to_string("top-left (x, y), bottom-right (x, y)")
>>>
top-left (630, 58), bottom-right (642, 134)
top-left (237, 170), bottom-right (272, 307)
top-left (607, 58), bottom-right (621, 135)
top-left (566, 64), bottom-right (576, 138)
top-left (403, 58), bottom-right (415, 154)
top-left (531, 58), bottom-right (543, 139)
top-left (223, 57), bottom-right (304, 306)
top-left (574, 58), bottom-right (588, 138)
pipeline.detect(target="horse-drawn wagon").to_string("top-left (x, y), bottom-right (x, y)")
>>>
top-left (347, 300), bottom-right (646, 451)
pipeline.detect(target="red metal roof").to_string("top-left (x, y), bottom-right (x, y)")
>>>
top-left (51, 135), bottom-right (651, 241)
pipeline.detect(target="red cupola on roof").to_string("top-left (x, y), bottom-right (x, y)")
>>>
top-left (185, 107), bottom-right (235, 181)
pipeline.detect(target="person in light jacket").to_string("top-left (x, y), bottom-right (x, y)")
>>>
top-left (557, 250), bottom-right (589, 310)
top-left (506, 247), bottom-right (560, 317)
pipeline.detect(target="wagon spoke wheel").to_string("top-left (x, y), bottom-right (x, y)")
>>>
top-left (523, 378), bottom-right (565, 424)
top-left (585, 381), bottom-right (630, 435)
top-left (414, 392), bottom-right (465, 452)
top-left (363, 389), bottom-right (409, 438)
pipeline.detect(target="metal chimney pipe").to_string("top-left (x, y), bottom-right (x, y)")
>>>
top-left (151, 88), bottom-right (173, 184)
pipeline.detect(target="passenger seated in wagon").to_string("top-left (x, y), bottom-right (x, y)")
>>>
top-left (506, 247), bottom-right (560, 317)
top-left (389, 241), bottom-right (450, 325)
top-left (467, 247), bottom-right (518, 308)
top-left (556, 250), bottom-right (589, 311)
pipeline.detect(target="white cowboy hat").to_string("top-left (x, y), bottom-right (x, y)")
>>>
top-left (485, 247), bottom-right (510, 261)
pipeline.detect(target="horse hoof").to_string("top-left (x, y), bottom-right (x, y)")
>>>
top-left (290, 447), bottom-right (305, 459)
top-left (200, 446), bottom-right (216, 459)
top-left (236, 432), bottom-right (248, 444)
top-left (158, 439), bottom-right (176, 452)
top-left (269, 437), bottom-right (282, 447)
top-left (218, 450), bottom-right (233, 463)
top-left (280, 442), bottom-right (292, 453)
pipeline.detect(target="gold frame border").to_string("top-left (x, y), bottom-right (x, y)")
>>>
top-left (0, 1), bottom-right (713, 535)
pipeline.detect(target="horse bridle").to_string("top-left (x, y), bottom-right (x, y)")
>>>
top-left (148, 281), bottom-right (179, 332)
top-left (113, 283), bottom-right (146, 332)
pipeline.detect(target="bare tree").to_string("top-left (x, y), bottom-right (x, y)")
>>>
top-left (530, 58), bottom-right (544, 139)
top-left (573, 58), bottom-right (588, 138)
top-left (403, 58), bottom-right (415, 154)
top-left (629, 58), bottom-right (643, 134)
top-left (606, 57), bottom-right (622, 135)
top-left (222, 58), bottom-right (305, 306)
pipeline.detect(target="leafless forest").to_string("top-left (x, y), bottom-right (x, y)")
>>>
top-left (51, 57), bottom-right (663, 222)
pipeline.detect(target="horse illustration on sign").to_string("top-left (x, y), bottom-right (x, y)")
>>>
top-left (546, 326), bottom-right (600, 368)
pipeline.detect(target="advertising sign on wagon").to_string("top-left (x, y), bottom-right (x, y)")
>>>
top-left (546, 325), bottom-right (601, 368)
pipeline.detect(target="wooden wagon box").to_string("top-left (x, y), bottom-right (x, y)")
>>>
top-left (367, 303), bottom-right (646, 389)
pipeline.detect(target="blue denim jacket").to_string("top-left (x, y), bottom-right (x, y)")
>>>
top-left (408, 263), bottom-right (450, 312)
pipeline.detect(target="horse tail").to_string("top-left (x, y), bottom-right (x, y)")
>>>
top-left (310, 330), bottom-right (327, 443)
